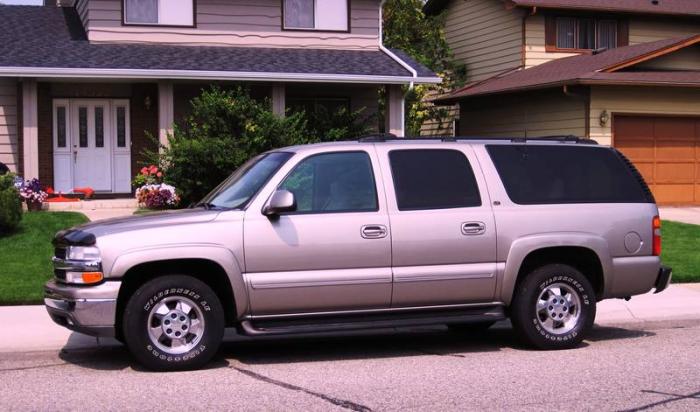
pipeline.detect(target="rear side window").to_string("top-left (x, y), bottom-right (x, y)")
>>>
top-left (486, 145), bottom-right (652, 204)
top-left (389, 149), bottom-right (482, 210)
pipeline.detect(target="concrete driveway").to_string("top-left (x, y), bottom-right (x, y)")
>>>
top-left (659, 207), bottom-right (700, 225)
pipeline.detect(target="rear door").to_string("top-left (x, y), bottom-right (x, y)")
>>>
top-left (375, 144), bottom-right (498, 307)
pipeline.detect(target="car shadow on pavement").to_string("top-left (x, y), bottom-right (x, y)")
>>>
top-left (56, 323), bottom-right (656, 371)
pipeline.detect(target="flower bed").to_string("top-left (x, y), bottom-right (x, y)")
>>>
top-left (133, 165), bottom-right (181, 209)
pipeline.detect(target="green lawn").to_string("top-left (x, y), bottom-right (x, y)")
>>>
top-left (661, 220), bottom-right (700, 283)
top-left (0, 213), bottom-right (696, 305)
top-left (0, 212), bottom-right (88, 305)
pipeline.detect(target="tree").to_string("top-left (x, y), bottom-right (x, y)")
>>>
top-left (382, 0), bottom-right (466, 136)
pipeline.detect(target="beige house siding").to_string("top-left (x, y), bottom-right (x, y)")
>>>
top-left (459, 89), bottom-right (587, 137)
top-left (590, 86), bottom-right (700, 146)
top-left (81, 0), bottom-right (380, 50)
top-left (634, 45), bottom-right (700, 71)
top-left (444, 0), bottom-right (523, 83)
top-left (420, 104), bottom-right (458, 136)
top-left (0, 79), bottom-right (18, 172)
top-left (629, 18), bottom-right (700, 45)
top-left (523, 13), bottom-right (578, 68)
top-left (76, 0), bottom-right (90, 31)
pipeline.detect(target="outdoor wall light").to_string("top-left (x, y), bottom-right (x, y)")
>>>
top-left (599, 110), bottom-right (609, 127)
top-left (144, 95), bottom-right (152, 110)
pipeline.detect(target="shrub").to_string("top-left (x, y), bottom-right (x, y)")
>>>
top-left (150, 86), bottom-right (308, 205)
top-left (149, 86), bottom-right (377, 205)
top-left (0, 173), bottom-right (22, 234)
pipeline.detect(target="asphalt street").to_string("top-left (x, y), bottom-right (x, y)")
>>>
top-left (1, 318), bottom-right (699, 411)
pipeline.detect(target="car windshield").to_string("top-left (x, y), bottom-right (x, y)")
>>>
top-left (197, 152), bottom-right (294, 209)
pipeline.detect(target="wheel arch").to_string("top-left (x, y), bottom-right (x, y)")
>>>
top-left (500, 234), bottom-right (612, 305)
top-left (110, 247), bottom-right (248, 340)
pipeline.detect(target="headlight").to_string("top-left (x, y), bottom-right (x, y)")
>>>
top-left (66, 246), bottom-right (101, 261)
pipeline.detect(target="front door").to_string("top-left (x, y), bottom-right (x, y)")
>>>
top-left (53, 99), bottom-right (131, 193)
top-left (72, 101), bottom-right (111, 191)
top-left (243, 149), bottom-right (392, 316)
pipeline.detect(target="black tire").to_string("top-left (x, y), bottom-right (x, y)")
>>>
top-left (448, 321), bottom-right (496, 333)
top-left (122, 275), bottom-right (225, 371)
top-left (510, 264), bottom-right (596, 350)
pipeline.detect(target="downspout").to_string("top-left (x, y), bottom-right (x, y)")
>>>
top-left (378, 0), bottom-right (416, 89)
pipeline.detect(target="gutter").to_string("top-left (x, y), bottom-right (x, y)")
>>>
top-left (0, 67), bottom-right (440, 84)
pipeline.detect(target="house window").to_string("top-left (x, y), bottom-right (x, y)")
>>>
top-left (554, 17), bottom-right (619, 51)
top-left (283, 0), bottom-right (348, 31)
top-left (124, 0), bottom-right (194, 26)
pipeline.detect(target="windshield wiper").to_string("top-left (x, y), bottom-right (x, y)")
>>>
top-left (193, 202), bottom-right (224, 210)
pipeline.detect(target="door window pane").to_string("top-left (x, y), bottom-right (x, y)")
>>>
top-left (116, 107), bottom-right (126, 148)
top-left (556, 17), bottom-right (576, 49)
top-left (284, 0), bottom-right (314, 29)
top-left (486, 145), bottom-right (650, 204)
top-left (280, 152), bottom-right (378, 213)
top-left (389, 149), bottom-right (481, 211)
top-left (78, 107), bottom-right (88, 148)
top-left (95, 107), bottom-right (104, 148)
top-left (56, 106), bottom-right (66, 148)
top-left (125, 0), bottom-right (158, 24)
top-left (597, 20), bottom-right (618, 50)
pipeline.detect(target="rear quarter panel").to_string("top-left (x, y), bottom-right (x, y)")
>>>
top-left (471, 144), bottom-right (660, 303)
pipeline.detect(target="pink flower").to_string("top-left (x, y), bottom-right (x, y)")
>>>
top-left (140, 167), bottom-right (148, 175)
top-left (156, 172), bottom-right (163, 178)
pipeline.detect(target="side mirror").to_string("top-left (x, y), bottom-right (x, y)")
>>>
top-left (263, 190), bottom-right (297, 216)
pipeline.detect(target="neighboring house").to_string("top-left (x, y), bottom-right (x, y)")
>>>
top-left (0, 1), bottom-right (439, 196)
top-left (425, 0), bottom-right (700, 205)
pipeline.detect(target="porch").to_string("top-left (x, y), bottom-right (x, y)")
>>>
top-left (14, 79), bottom-right (406, 197)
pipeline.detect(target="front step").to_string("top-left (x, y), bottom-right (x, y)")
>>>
top-left (240, 304), bottom-right (506, 336)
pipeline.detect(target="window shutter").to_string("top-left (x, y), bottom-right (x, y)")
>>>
top-left (545, 15), bottom-right (557, 49)
top-left (617, 20), bottom-right (629, 47)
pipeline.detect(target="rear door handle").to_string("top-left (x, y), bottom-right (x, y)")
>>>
top-left (461, 221), bottom-right (486, 235)
top-left (361, 225), bottom-right (388, 239)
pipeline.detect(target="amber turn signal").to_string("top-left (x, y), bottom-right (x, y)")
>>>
top-left (81, 272), bottom-right (104, 284)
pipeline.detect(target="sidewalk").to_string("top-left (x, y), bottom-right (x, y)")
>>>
top-left (1, 284), bottom-right (698, 354)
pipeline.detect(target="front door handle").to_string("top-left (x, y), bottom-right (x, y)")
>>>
top-left (361, 225), bottom-right (388, 239)
top-left (461, 221), bottom-right (486, 235)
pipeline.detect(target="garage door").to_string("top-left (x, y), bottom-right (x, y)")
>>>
top-left (614, 115), bottom-right (700, 205)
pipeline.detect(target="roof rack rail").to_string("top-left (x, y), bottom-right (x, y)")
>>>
top-left (356, 134), bottom-right (598, 145)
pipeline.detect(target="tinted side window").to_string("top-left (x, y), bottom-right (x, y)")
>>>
top-left (280, 152), bottom-right (378, 213)
top-left (486, 145), bottom-right (650, 204)
top-left (389, 149), bottom-right (482, 211)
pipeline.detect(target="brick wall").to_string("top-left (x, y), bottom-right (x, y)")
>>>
top-left (130, 83), bottom-right (159, 179)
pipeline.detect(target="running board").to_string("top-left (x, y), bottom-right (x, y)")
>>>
top-left (239, 305), bottom-right (506, 336)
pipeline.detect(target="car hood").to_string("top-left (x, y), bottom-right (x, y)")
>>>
top-left (65, 208), bottom-right (223, 240)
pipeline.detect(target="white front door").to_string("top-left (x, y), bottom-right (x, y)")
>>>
top-left (53, 99), bottom-right (131, 194)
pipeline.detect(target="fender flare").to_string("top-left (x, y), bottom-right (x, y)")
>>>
top-left (499, 233), bottom-right (612, 305)
top-left (108, 244), bottom-right (248, 319)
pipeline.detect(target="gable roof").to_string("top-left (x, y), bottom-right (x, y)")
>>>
top-left (435, 34), bottom-right (700, 103)
top-left (0, 6), bottom-right (440, 84)
top-left (425, 0), bottom-right (700, 17)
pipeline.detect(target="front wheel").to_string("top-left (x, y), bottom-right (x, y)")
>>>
top-left (510, 264), bottom-right (596, 349)
top-left (122, 275), bottom-right (225, 371)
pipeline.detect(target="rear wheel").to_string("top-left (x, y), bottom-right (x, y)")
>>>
top-left (122, 275), bottom-right (224, 371)
top-left (510, 264), bottom-right (596, 349)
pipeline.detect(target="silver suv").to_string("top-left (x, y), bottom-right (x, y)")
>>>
top-left (45, 136), bottom-right (672, 371)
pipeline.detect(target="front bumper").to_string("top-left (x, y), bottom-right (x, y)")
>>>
top-left (44, 280), bottom-right (121, 337)
top-left (654, 265), bottom-right (672, 294)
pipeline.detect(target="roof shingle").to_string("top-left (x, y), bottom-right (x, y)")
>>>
top-left (425, 0), bottom-right (700, 17)
top-left (0, 6), bottom-right (438, 82)
top-left (436, 34), bottom-right (700, 102)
